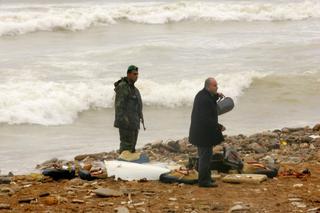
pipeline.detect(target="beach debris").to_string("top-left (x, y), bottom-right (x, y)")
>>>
top-left (279, 168), bottom-right (311, 179)
top-left (222, 174), bottom-right (267, 184)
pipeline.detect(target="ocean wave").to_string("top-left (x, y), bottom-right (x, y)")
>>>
top-left (1, 0), bottom-right (320, 36)
top-left (0, 71), bottom-right (265, 125)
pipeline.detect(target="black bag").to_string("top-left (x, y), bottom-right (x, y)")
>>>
top-left (42, 168), bottom-right (76, 180)
top-left (187, 147), bottom-right (243, 173)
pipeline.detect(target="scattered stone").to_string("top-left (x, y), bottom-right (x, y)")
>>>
top-left (44, 196), bottom-right (58, 205)
top-left (293, 184), bottom-right (303, 188)
top-left (98, 202), bottom-right (114, 207)
top-left (114, 206), bottom-right (130, 213)
top-left (39, 192), bottom-right (50, 197)
top-left (228, 204), bottom-right (250, 212)
top-left (94, 188), bottom-right (123, 197)
top-left (169, 197), bottom-right (177, 201)
top-left (291, 202), bottom-right (307, 208)
top-left (72, 199), bottom-right (85, 204)
top-left (18, 197), bottom-right (36, 204)
top-left (300, 143), bottom-right (309, 149)
top-left (0, 203), bottom-right (11, 210)
top-left (0, 187), bottom-right (15, 195)
top-left (310, 144), bottom-right (316, 150)
top-left (288, 198), bottom-right (303, 202)
top-left (284, 157), bottom-right (302, 164)
top-left (248, 143), bottom-right (267, 153)
top-left (74, 152), bottom-right (109, 161)
top-left (307, 207), bottom-right (320, 212)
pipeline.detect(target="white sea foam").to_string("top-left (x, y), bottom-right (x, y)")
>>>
top-left (0, 71), bottom-right (266, 125)
top-left (1, 0), bottom-right (320, 36)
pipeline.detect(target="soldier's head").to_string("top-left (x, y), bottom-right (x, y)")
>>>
top-left (204, 77), bottom-right (218, 94)
top-left (127, 65), bottom-right (139, 83)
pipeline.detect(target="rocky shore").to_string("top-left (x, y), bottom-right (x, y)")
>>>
top-left (0, 124), bottom-right (320, 212)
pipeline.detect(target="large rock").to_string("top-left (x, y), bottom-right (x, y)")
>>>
top-left (0, 177), bottom-right (11, 184)
top-left (248, 143), bottom-right (267, 153)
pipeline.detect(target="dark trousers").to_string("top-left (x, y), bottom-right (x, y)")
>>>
top-left (197, 146), bottom-right (213, 185)
top-left (119, 128), bottom-right (139, 153)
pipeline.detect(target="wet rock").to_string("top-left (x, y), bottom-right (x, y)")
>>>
top-left (94, 188), bottom-right (123, 197)
top-left (0, 204), bottom-right (11, 210)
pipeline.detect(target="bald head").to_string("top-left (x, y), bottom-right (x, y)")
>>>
top-left (204, 77), bottom-right (218, 94)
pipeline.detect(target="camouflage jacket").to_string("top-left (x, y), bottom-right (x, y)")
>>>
top-left (114, 77), bottom-right (143, 130)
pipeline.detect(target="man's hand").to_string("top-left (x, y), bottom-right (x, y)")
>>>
top-left (217, 92), bottom-right (225, 98)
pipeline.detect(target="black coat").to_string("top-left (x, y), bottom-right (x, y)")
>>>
top-left (189, 88), bottom-right (224, 147)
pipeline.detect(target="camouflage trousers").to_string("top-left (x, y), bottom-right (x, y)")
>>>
top-left (119, 128), bottom-right (139, 153)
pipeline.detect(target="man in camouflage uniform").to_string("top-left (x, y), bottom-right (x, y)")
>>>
top-left (114, 65), bottom-right (144, 153)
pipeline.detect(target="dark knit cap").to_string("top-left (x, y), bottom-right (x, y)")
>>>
top-left (127, 65), bottom-right (138, 73)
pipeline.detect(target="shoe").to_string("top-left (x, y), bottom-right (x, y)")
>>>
top-left (199, 182), bottom-right (218, 188)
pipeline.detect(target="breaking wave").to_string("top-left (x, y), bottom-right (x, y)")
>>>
top-left (0, 71), bottom-right (266, 125)
top-left (1, 0), bottom-right (320, 36)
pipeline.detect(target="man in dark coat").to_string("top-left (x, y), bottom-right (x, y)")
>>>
top-left (114, 65), bottom-right (144, 153)
top-left (189, 78), bottom-right (225, 187)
